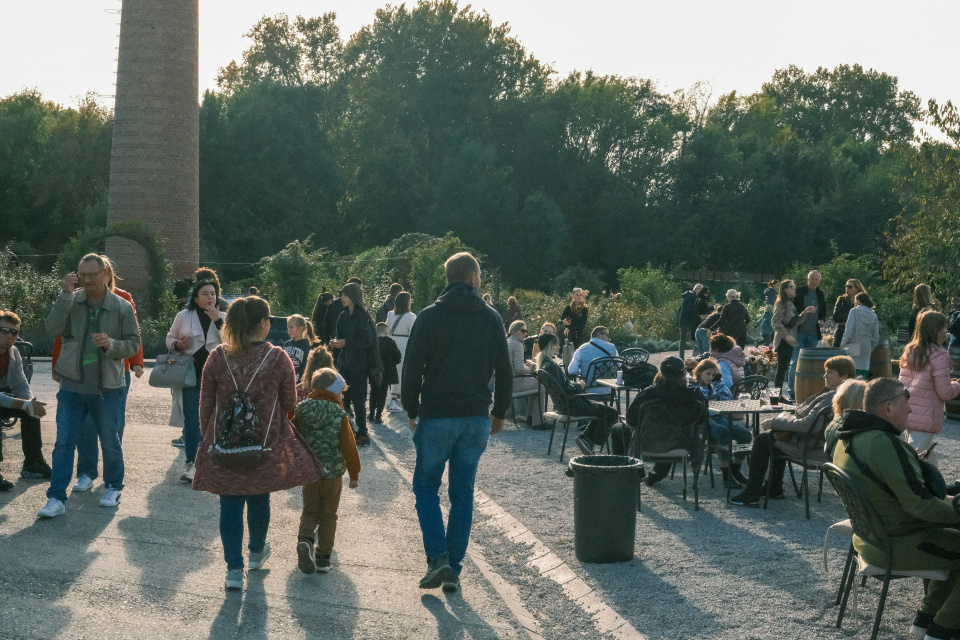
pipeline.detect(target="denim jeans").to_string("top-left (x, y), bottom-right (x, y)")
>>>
top-left (219, 493), bottom-right (270, 570)
top-left (180, 384), bottom-right (202, 464)
top-left (708, 416), bottom-right (752, 462)
top-left (48, 388), bottom-right (124, 502)
top-left (787, 332), bottom-right (819, 398)
top-left (77, 370), bottom-right (131, 480)
top-left (412, 416), bottom-right (490, 576)
top-left (695, 328), bottom-right (711, 356)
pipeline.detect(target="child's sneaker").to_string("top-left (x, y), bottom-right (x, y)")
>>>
top-left (297, 541), bottom-right (316, 574)
top-left (316, 554), bottom-right (331, 573)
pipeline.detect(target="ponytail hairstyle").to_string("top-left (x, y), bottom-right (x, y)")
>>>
top-left (288, 314), bottom-right (319, 346)
top-left (903, 310), bottom-right (948, 371)
top-left (223, 296), bottom-right (271, 356)
top-left (101, 255), bottom-right (120, 292)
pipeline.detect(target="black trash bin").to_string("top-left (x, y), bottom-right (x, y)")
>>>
top-left (568, 455), bottom-right (644, 563)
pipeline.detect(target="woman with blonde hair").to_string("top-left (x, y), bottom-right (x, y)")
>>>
top-left (898, 310), bottom-right (960, 466)
top-left (507, 320), bottom-right (541, 427)
top-left (823, 379), bottom-right (868, 455)
top-left (832, 278), bottom-right (866, 346)
top-left (194, 296), bottom-right (324, 591)
top-left (284, 314), bottom-right (320, 383)
top-left (297, 344), bottom-right (335, 401)
top-left (560, 288), bottom-right (589, 349)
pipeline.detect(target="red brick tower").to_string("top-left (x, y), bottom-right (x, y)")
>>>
top-left (106, 0), bottom-right (199, 314)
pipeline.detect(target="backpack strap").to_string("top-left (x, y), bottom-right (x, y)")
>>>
top-left (589, 340), bottom-right (613, 358)
top-left (390, 313), bottom-right (405, 336)
top-left (262, 395), bottom-right (278, 450)
top-left (220, 347), bottom-right (274, 392)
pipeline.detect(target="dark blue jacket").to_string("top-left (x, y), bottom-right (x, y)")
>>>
top-left (401, 282), bottom-right (512, 421)
top-left (679, 290), bottom-right (699, 326)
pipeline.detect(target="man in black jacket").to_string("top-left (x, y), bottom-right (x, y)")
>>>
top-left (330, 281), bottom-right (375, 446)
top-left (401, 252), bottom-right (512, 593)
top-left (788, 270), bottom-right (827, 399)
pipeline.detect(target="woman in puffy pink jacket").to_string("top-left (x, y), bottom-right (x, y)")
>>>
top-left (898, 310), bottom-right (960, 467)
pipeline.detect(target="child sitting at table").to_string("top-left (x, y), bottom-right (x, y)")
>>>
top-left (692, 358), bottom-right (752, 488)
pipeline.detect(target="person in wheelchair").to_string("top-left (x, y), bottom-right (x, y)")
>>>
top-left (622, 356), bottom-right (707, 486)
top-left (0, 310), bottom-right (51, 490)
top-left (536, 333), bottom-right (618, 455)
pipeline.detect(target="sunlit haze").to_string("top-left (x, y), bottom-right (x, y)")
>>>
top-left (2, 0), bottom-right (957, 110)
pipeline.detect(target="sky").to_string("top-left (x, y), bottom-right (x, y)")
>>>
top-left (2, 0), bottom-right (958, 111)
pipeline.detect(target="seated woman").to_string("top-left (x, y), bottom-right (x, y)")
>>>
top-left (822, 379), bottom-right (868, 457)
top-left (709, 333), bottom-right (746, 388)
top-left (626, 356), bottom-right (706, 486)
top-left (507, 321), bottom-right (542, 427)
top-left (537, 333), bottom-right (618, 454)
top-left (692, 359), bottom-right (752, 488)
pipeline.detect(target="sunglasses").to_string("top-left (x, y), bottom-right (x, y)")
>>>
top-left (0, 327), bottom-right (19, 337)
top-left (844, 284), bottom-right (855, 289)
top-left (520, 329), bottom-right (528, 334)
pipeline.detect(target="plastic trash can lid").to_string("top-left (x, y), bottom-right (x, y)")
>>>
top-left (568, 455), bottom-right (644, 475)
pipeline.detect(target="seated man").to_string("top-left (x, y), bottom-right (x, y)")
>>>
top-left (567, 325), bottom-right (621, 395)
top-left (625, 356), bottom-right (707, 486)
top-left (0, 310), bottom-right (51, 490)
top-left (728, 355), bottom-right (854, 506)
top-left (833, 378), bottom-right (960, 640)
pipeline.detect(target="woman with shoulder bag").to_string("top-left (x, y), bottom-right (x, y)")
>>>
top-left (165, 280), bottom-right (226, 483)
top-left (386, 291), bottom-right (417, 411)
top-left (194, 296), bottom-right (324, 591)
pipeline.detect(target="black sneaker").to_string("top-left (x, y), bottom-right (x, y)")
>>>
top-left (0, 475), bottom-right (13, 491)
top-left (645, 472), bottom-right (667, 487)
top-left (759, 484), bottom-right (786, 500)
top-left (355, 435), bottom-right (371, 447)
top-left (442, 574), bottom-right (460, 593)
top-left (373, 413), bottom-right (383, 424)
top-left (728, 491), bottom-right (761, 507)
top-left (316, 554), bottom-right (331, 573)
top-left (171, 436), bottom-right (185, 447)
top-left (419, 553), bottom-right (452, 589)
top-left (912, 611), bottom-right (934, 638)
top-left (924, 621), bottom-right (960, 640)
top-left (21, 461), bottom-right (53, 479)
top-left (730, 468), bottom-right (749, 485)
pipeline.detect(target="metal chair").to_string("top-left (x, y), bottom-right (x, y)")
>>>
top-left (620, 348), bottom-right (650, 365)
top-left (628, 398), bottom-right (707, 511)
top-left (823, 463), bottom-right (950, 640)
top-left (583, 356), bottom-right (625, 410)
top-left (536, 370), bottom-right (601, 462)
top-left (730, 375), bottom-right (770, 433)
top-left (509, 372), bottom-right (544, 428)
top-left (766, 407), bottom-right (832, 519)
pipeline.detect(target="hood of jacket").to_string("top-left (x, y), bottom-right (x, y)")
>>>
top-left (715, 346), bottom-right (746, 368)
top-left (340, 282), bottom-right (364, 309)
top-left (851, 305), bottom-right (877, 322)
top-left (435, 281), bottom-right (485, 316)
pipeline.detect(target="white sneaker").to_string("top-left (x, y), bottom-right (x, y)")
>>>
top-left (248, 541), bottom-right (271, 569)
top-left (73, 475), bottom-right (94, 492)
top-left (180, 462), bottom-right (195, 483)
top-left (99, 488), bottom-right (122, 507)
top-left (225, 569), bottom-right (244, 591)
top-left (37, 498), bottom-right (65, 518)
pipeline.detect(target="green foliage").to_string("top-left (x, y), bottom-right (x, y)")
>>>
top-left (256, 238), bottom-right (336, 316)
top-left (408, 235), bottom-right (474, 311)
top-left (551, 265), bottom-right (605, 297)
top-left (0, 249), bottom-right (61, 333)
top-left (617, 266), bottom-right (680, 343)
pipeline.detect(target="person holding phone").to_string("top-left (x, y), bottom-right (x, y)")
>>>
top-left (165, 279), bottom-right (227, 483)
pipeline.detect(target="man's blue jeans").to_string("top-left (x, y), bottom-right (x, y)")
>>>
top-left (695, 328), bottom-right (711, 356)
top-left (219, 494), bottom-right (270, 570)
top-left (48, 388), bottom-right (124, 502)
top-left (412, 416), bottom-right (490, 577)
top-left (787, 332), bottom-right (819, 398)
top-left (77, 370), bottom-right (131, 480)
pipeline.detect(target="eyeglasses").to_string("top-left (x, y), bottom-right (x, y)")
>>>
top-left (0, 327), bottom-right (19, 337)
top-left (78, 270), bottom-right (104, 281)
top-left (880, 390), bottom-right (911, 404)
top-left (520, 329), bottom-right (528, 334)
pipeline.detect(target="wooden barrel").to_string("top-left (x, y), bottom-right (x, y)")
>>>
top-left (796, 347), bottom-right (850, 404)
top-left (867, 326), bottom-right (893, 380)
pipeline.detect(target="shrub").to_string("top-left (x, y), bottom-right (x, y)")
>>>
top-left (0, 250), bottom-right (61, 342)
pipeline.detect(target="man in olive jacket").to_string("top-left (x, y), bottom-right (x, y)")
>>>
top-left (38, 253), bottom-right (141, 518)
top-left (833, 378), bottom-right (960, 639)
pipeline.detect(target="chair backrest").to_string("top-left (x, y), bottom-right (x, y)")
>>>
top-left (621, 348), bottom-right (650, 365)
top-left (823, 462), bottom-right (891, 556)
top-left (14, 338), bottom-right (33, 361)
top-left (583, 356), bottom-right (624, 387)
top-left (634, 398), bottom-right (706, 454)
top-left (730, 375), bottom-right (769, 399)
top-left (536, 369), bottom-right (573, 416)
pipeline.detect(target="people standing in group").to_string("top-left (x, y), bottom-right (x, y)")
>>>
top-left (831, 278), bottom-right (866, 347)
top-left (330, 282), bottom-right (376, 447)
top-left (401, 252), bottom-right (512, 593)
top-left (283, 315), bottom-right (320, 383)
top-left (831, 377), bottom-right (960, 640)
top-left (38, 254), bottom-right (141, 518)
top-left (764, 279), bottom-right (780, 306)
top-left (323, 277), bottom-right (361, 359)
top-left (696, 304), bottom-right (723, 356)
top-left (376, 283), bottom-right (403, 324)
top-left (678, 283), bottom-right (704, 359)
top-left (692, 358), bottom-right (751, 488)
top-left (697, 287), bottom-right (712, 322)
top-left (560, 288), bottom-right (589, 349)
top-left (898, 310), bottom-right (960, 467)
top-left (713, 289), bottom-right (749, 349)
top-left (772, 281), bottom-right (799, 396)
top-left (0, 310), bottom-right (51, 490)
top-left (312, 292), bottom-right (334, 343)
top-left (504, 296), bottom-right (522, 332)
top-left (386, 291), bottom-right (416, 412)
top-left (369, 323), bottom-right (401, 424)
top-left (506, 321), bottom-right (542, 428)
top-left (839, 292), bottom-right (879, 378)
top-left (292, 369), bottom-right (360, 575)
top-left (788, 270), bottom-right (826, 400)
top-left (165, 279), bottom-right (227, 483)
top-left (193, 296), bottom-right (324, 591)
top-left (909, 283), bottom-right (937, 339)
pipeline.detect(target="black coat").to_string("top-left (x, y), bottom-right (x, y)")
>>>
top-left (560, 305), bottom-right (589, 348)
top-left (335, 306), bottom-right (375, 372)
top-left (714, 300), bottom-right (749, 347)
top-left (377, 335), bottom-right (402, 386)
top-left (793, 286), bottom-right (827, 339)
